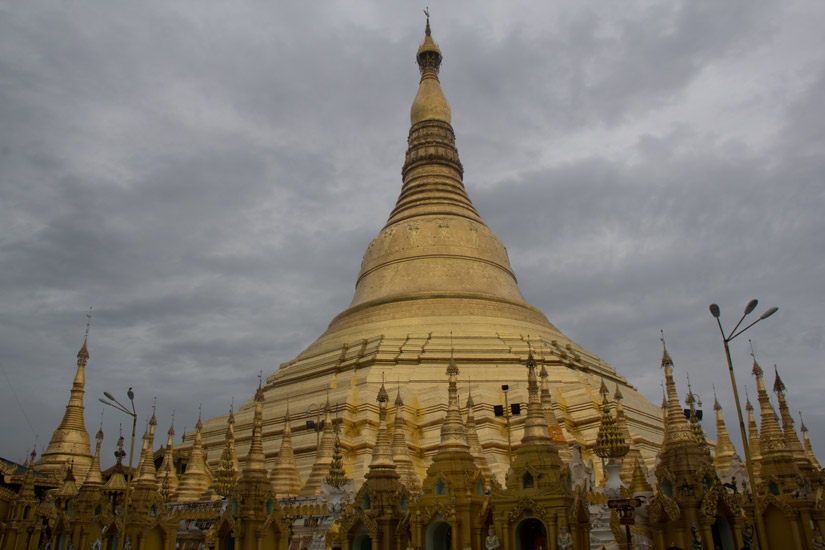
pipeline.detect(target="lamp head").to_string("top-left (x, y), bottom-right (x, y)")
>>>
top-left (760, 306), bottom-right (779, 320)
top-left (744, 299), bottom-right (758, 315)
top-left (709, 304), bottom-right (720, 318)
top-left (104, 391), bottom-right (115, 401)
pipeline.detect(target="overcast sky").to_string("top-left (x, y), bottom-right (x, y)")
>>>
top-left (1, 1), bottom-right (823, 469)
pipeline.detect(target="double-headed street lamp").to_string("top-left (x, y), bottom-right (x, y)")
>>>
top-left (99, 388), bottom-right (137, 550)
top-left (709, 299), bottom-right (777, 550)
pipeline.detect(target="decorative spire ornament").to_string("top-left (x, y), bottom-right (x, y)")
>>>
top-left (390, 385), bottom-right (420, 491)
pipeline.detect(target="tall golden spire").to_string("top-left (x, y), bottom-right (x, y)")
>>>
top-left (235, 378), bottom-right (276, 511)
top-left (243, 383), bottom-right (267, 475)
top-left (772, 365), bottom-right (811, 474)
top-left (157, 416), bottom-right (178, 500)
top-left (300, 397), bottom-right (336, 496)
top-left (84, 424), bottom-right (105, 487)
top-left (504, 346), bottom-right (564, 493)
top-left (135, 404), bottom-right (159, 488)
top-left (134, 425), bottom-right (158, 487)
top-left (684, 375), bottom-right (709, 453)
top-left (391, 17), bottom-right (477, 226)
top-left (20, 449), bottom-right (38, 501)
top-left (319, 17), bottom-right (540, 340)
top-left (365, 379), bottom-right (398, 479)
top-left (391, 386), bottom-right (420, 491)
top-left (658, 339), bottom-right (693, 449)
top-left (712, 388), bottom-right (736, 472)
top-left (419, 350), bottom-right (480, 499)
top-left (539, 361), bottom-right (560, 425)
top-left (437, 354), bottom-right (471, 454)
top-left (744, 389), bottom-right (762, 478)
top-left (270, 401), bottom-right (302, 496)
top-left (409, 17), bottom-right (451, 126)
top-left (522, 351), bottom-right (554, 446)
top-left (752, 356), bottom-right (786, 452)
top-left (464, 383), bottom-right (493, 484)
top-left (799, 413), bottom-right (822, 469)
top-left (38, 313), bottom-right (94, 483)
top-left (751, 351), bottom-right (799, 491)
top-left (540, 359), bottom-right (572, 461)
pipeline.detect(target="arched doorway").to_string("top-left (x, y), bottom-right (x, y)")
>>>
top-left (516, 518), bottom-right (547, 550)
top-left (224, 532), bottom-right (235, 550)
top-left (711, 515), bottom-right (735, 550)
top-left (353, 534), bottom-right (371, 550)
top-left (426, 522), bottom-right (452, 550)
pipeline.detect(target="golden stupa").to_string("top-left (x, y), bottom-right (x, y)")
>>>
top-left (194, 20), bottom-right (665, 488)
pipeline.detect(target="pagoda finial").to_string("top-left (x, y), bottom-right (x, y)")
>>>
top-left (377, 373), bottom-right (389, 403)
top-left (466, 377), bottom-right (474, 408)
top-left (423, 7), bottom-right (431, 36)
top-left (685, 374), bottom-right (695, 406)
top-left (599, 377), bottom-right (609, 400)
top-left (77, 306), bottom-right (92, 363)
top-left (773, 364), bottom-right (786, 394)
top-left (749, 339), bottom-right (763, 376)
top-left (659, 330), bottom-right (672, 368)
top-left (713, 385), bottom-right (721, 411)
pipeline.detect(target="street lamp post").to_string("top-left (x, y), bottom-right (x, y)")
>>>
top-left (502, 385), bottom-right (513, 464)
top-left (99, 388), bottom-right (137, 550)
top-left (709, 300), bottom-right (777, 550)
top-left (493, 385), bottom-right (522, 464)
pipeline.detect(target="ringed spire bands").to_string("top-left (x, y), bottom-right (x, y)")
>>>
top-left (311, 21), bottom-right (563, 351)
top-left (194, 20), bottom-right (663, 490)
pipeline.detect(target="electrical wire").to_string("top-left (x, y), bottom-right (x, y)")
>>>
top-left (0, 360), bottom-right (39, 442)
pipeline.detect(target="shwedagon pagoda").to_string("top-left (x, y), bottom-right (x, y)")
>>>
top-left (2, 18), bottom-right (823, 550)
